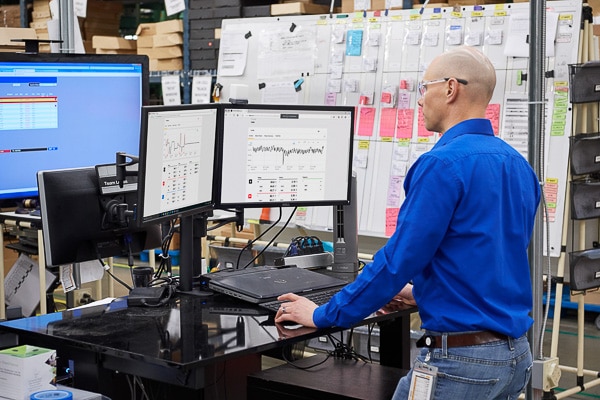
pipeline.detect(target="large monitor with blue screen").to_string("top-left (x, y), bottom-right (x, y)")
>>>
top-left (215, 104), bottom-right (355, 208)
top-left (0, 52), bottom-right (149, 204)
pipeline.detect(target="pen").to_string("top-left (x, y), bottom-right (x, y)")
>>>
top-left (419, 0), bottom-right (430, 14)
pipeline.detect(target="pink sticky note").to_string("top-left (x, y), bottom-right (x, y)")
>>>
top-left (486, 103), bottom-right (500, 136)
top-left (357, 107), bottom-right (376, 137)
top-left (396, 108), bottom-right (414, 139)
top-left (385, 208), bottom-right (399, 236)
top-left (379, 108), bottom-right (397, 137)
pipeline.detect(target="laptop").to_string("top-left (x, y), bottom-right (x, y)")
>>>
top-left (206, 266), bottom-right (348, 312)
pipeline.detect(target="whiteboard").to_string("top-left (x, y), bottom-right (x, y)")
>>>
top-left (216, 1), bottom-right (583, 257)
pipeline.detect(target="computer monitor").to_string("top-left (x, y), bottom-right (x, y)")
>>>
top-left (215, 104), bottom-right (355, 208)
top-left (0, 52), bottom-right (149, 205)
top-left (37, 166), bottom-right (161, 267)
top-left (136, 104), bottom-right (219, 227)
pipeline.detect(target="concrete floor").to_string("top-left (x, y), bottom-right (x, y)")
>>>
top-left (543, 310), bottom-right (600, 399)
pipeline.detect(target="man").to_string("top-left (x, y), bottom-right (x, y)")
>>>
top-left (275, 46), bottom-right (541, 399)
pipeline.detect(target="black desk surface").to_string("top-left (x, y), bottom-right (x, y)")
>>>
top-left (0, 292), bottom-right (415, 373)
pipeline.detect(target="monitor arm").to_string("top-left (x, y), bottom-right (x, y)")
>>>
top-left (116, 152), bottom-right (139, 188)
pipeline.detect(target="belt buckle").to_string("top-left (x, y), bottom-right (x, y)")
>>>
top-left (416, 334), bottom-right (437, 348)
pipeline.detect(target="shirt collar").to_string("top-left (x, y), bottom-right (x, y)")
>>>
top-left (434, 119), bottom-right (495, 148)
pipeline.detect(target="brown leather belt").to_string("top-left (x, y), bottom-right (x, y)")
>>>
top-left (417, 331), bottom-right (508, 348)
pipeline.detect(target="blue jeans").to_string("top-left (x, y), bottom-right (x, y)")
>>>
top-left (392, 333), bottom-right (532, 400)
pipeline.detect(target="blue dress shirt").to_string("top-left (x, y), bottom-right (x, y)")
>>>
top-left (313, 119), bottom-right (541, 338)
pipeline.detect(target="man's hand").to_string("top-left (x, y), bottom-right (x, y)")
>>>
top-left (377, 283), bottom-right (417, 315)
top-left (275, 323), bottom-right (317, 340)
top-left (274, 293), bottom-right (318, 328)
top-left (394, 283), bottom-right (417, 306)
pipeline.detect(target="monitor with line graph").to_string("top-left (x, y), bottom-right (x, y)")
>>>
top-left (215, 104), bottom-right (355, 208)
top-left (136, 104), bottom-right (219, 226)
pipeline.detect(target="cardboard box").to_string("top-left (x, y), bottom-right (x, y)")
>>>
top-left (138, 45), bottom-right (183, 59)
top-left (136, 19), bottom-right (183, 37)
top-left (92, 35), bottom-right (136, 50)
top-left (0, 345), bottom-right (56, 400)
top-left (0, 27), bottom-right (38, 52)
top-left (0, 5), bottom-right (22, 28)
top-left (31, 9), bottom-right (51, 20)
top-left (342, 0), bottom-right (404, 12)
top-left (95, 48), bottom-right (137, 54)
top-left (29, 20), bottom-right (48, 30)
top-left (271, 2), bottom-right (331, 15)
top-left (571, 289), bottom-right (600, 305)
top-left (149, 57), bottom-right (183, 71)
top-left (137, 32), bottom-right (183, 48)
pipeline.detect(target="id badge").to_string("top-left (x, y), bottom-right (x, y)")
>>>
top-left (408, 359), bottom-right (438, 400)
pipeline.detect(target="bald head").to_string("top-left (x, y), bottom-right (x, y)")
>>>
top-left (427, 46), bottom-right (496, 104)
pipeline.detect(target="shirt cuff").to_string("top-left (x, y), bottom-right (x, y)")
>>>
top-left (312, 304), bottom-right (330, 328)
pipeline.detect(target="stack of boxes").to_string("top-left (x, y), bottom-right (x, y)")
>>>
top-left (92, 35), bottom-right (136, 54)
top-left (136, 19), bottom-right (184, 71)
top-left (81, 0), bottom-right (123, 42)
top-left (29, 0), bottom-right (51, 52)
top-left (0, 4), bottom-right (22, 28)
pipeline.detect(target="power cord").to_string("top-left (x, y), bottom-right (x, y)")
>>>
top-left (326, 329), bottom-right (369, 362)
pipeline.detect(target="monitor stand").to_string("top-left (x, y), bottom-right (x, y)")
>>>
top-left (178, 213), bottom-right (213, 297)
top-left (330, 173), bottom-right (359, 282)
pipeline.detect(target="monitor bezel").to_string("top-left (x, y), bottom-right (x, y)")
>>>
top-left (0, 52), bottom-right (150, 105)
top-left (0, 52), bottom-right (150, 204)
top-left (136, 104), bottom-right (220, 227)
top-left (214, 103), bottom-right (356, 209)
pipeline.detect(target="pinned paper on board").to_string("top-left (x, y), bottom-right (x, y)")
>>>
top-left (260, 81), bottom-right (299, 104)
top-left (346, 30), bottom-right (364, 56)
top-left (218, 30), bottom-right (249, 77)
top-left (504, 12), bottom-right (558, 57)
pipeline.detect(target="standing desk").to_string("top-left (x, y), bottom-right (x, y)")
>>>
top-left (0, 292), bottom-right (416, 400)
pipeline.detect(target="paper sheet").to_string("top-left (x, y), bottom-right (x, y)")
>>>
top-left (218, 31), bottom-right (249, 77)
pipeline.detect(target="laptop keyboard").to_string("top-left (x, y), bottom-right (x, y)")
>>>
top-left (260, 287), bottom-right (342, 313)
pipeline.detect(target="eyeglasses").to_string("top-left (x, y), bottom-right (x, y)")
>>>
top-left (417, 77), bottom-right (469, 96)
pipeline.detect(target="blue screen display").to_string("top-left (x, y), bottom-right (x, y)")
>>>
top-left (0, 55), bottom-right (147, 201)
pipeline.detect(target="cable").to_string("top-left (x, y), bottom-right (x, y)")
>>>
top-left (236, 207), bottom-right (283, 269)
top-left (282, 349), bottom-right (332, 370)
top-left (242, 206), bottom-right (298, 269)
top-left (153, 219), bottom-right (176, 280)
top-left (98, 258), bottom-right (132, 291)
